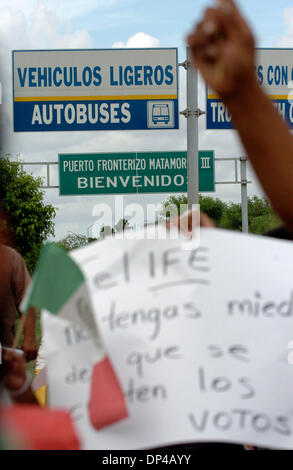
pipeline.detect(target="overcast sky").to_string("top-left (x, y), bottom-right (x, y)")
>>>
top-left (1, 0), bottom-right (293, 240)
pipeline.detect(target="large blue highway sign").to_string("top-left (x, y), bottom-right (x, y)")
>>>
top-left (206, 49), bottom-right (293, 129)
top-left (13, 48), bottom-right (179, 132)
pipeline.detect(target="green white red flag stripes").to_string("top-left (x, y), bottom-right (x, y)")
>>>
top-left (21, 243), bottom-right (128, 430)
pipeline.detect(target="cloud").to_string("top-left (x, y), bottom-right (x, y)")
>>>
top-left (112, 32), bottom-right (160, 48)
top-left (275, 7), bottom-right (293, 47)
top-left (0, 4), bottom-right (93, 51)
top-left (0, 0), bottom-right (119, 21)
top-left (0, 3), bottom-right (262, 241)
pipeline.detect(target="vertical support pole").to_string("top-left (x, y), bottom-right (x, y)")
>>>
top-left (47, 163), bottom-right (50, 188)
top-left (186, 47), bottom-right (199, 209)
top-left (235, 158), bottom-right (238, 183)
top-left (240, 156), bottom-right (249, 233)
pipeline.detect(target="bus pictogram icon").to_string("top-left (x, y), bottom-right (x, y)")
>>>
top-left (147, 100), bottom-right (174, 128)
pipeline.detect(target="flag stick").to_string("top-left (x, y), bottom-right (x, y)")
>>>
top-left (12, 314), bottom-right (27, 349)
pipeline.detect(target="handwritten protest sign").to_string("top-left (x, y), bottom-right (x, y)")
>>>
top-left (44, 227), bottom-right (293, 449)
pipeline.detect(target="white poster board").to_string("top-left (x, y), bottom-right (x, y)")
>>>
top-left (45, 228), bottom-right (293, 449)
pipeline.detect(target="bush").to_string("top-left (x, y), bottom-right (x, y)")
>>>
top-left (0, 158), bottom-right (56, 273)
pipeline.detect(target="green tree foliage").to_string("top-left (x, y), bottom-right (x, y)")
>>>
top-left (99, 218), bottom-right (131, 240)
top-left (114, 218), bottom-right (131, 233)
top-left (0, 158), bottom-right (56, 273)
top-left (159, 195), bottom-right (188, 220)
top-left (199, 196), bottom-right (225, 226)
top-left (219, 202), bottom-right (242, 231)
top-left (220, 196), bottom-right (280, 233)
top-left (160, 194), bottom-right (280, 234)
top-left (57, 218), bottom-right (132, 249)
top-left (249, 213), bottom-right (280, 235)
top-left (160, 194), bottom-right (225, 226)
top-left (98, 225), bottom-right (115, 240)
top-left (57, 233), bottom-right (91, 251)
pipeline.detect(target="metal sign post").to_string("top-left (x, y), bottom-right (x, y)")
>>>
top-left (186, 47), bottom-right (199, 208)
top-left (240, 156), bottom-right (249, 233)
top-left (180, 48), bottom-right (205, 209)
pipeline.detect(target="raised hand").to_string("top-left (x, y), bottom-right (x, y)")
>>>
top-left (187, 0), bottom-right (256, 103)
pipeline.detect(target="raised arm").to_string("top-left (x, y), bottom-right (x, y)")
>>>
top-left (188, 0), bottom-right (293, 232)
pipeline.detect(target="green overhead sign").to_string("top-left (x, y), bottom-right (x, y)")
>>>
top-left (58, 151), bottom-right (215, 195)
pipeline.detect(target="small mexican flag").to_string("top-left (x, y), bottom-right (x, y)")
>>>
top-left (21, 243), bottom-right (128, 430)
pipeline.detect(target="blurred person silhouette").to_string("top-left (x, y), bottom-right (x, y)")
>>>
top-left (0, 203), bottom-right (38, 361)
top-left (0, 329), bottom-right (80, 450)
